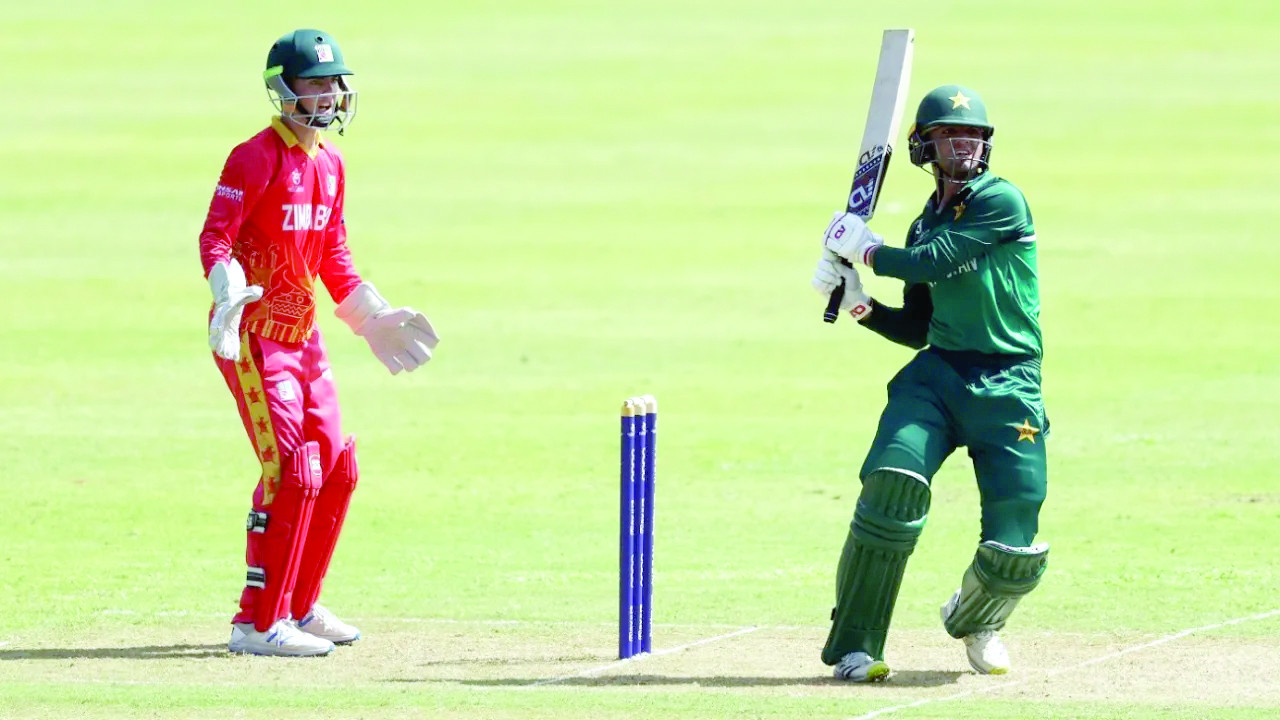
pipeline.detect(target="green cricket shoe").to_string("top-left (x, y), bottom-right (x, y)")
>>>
top-left (832, 651), bottom-right (891, 682)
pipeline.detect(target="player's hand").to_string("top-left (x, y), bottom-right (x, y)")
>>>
top-left (208, 259), bottom-right (263, 361)
top-left (823, 211), bottom-right (884, 266)
top-left (336, 282), bottom-right (440, 375)
top-left (360, 308), bottom-right (439, 375)
top-left (812, 250), bottom-right (872, 320)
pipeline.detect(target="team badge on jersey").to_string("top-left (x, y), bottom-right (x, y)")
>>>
top-left (288, 169), bottom-right (304, 193)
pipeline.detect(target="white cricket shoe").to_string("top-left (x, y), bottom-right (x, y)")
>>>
top-left (296, 603), bottom-right (361, 645)
top-left (833, 651), bottom-right (891, 682)
top-left (228, 618), bottom-right (334, 657)
top-left (960, 630), bottom-right (1009, 675)
top-left (941, 589), bottom-right (1010, 675)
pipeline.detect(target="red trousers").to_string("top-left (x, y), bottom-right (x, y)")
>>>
top-left (214, 328), bottom-right (346, 626)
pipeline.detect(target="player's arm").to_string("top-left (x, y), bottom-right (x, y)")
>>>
top-left (324, 161), bottom-right (441, 375)
top-left (820, 209), bottom-right (988, 285)
top-left (317, 166), bottom-right (362, 304)
top-left (859, 283), bottom-right (932, 349)
top-left (200, 144), bottom-right (271, 361)
top-left (868, 231), bottom-right (991, 284)
top-left (199, 144), bottom-right (269, 276)
top-left (868, 185), bottom-right (1028, 284)
top-left (812, 253), bottom-right (931, 348)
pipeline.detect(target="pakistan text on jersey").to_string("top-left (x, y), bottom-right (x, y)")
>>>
top-left (944, 258), bottom-right (979, 280)
top-left (215, 185), bottom-right (245, 202)
top-left (282, 204), bottom-right (334, 231)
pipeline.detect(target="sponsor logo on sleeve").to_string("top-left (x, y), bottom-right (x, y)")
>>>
top-left (215, 184), bottom-right (244, 202)
top-left (326, 175), bottom-right (337, 196)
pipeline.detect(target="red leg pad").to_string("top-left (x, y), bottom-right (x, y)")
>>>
top-left (291, 436), bottom-right (359, 619)
top-left (241, 441), bottom-right (323, 631)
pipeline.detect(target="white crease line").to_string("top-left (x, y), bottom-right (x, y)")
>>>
top-left (39, 678), bottom-right (251, 687)
top-left (96, 610), bottom-right (819, 630)
top-left (848, 607), bottom-right (1280, 720)
top-left (528, 626), bottom-right (761, 687)
top-left (356, 617), bottom-right (764, 629)
top-left (372, 618), bottom-right (817, 631)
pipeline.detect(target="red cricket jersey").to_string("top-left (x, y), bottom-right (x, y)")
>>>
top-left (200, 118), bottom-right (363, 344)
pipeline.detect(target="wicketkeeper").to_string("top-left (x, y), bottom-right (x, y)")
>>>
top-left (199, 28), bottom-right (440, 656)
top-left (811, 85), bottom-right (1049, 681)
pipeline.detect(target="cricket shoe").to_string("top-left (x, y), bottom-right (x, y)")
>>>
top-left (832, 651), bottom-right (891, 682)
top-left (940, 589), bottom-right (1010, 675)
top-left (296, 603), bottom-right (361, 645)
top-left (228, 618), bottom-right (334, 657)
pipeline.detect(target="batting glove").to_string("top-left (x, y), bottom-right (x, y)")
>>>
top-left (812, 250), bottom-right (873, 320)
top-left (823, 211), bottom-right (883, 267)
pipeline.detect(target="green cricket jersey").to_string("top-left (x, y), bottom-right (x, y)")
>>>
top-left (872, 173), bottom-right (1040, 357)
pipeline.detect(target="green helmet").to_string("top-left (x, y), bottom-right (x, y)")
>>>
top-left (263, 29), bottom-right (357, 133)
top-left (907, 84), bottom-right (994, 168)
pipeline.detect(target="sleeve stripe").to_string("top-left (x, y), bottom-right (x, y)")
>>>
top-left (1016, 233), bottom-right (1037, 244)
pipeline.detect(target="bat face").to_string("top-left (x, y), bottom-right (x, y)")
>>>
top-left (823, 28), bottom-right (914, 324)
top-left (845, 29), bottom-right (914, 221)
top-left (848, 144), bottom-right (890, 218)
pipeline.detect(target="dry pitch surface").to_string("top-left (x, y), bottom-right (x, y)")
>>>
top-left (3, 612), bottom-right (1277, 719)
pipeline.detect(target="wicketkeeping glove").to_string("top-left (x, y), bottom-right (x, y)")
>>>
top-left (812, 250), bottom-right (872, 320)
top-left (335, 282), bottom-right (440, 375)
top-left (823, 211), bottom-right (884, 267)
top-left (208, 259), bottom-right (264, 361)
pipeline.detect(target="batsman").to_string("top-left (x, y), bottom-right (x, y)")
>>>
top-left (199, 29), bottom-right (440, 656)
top-left (811, 85), bottom-right (1050, 681)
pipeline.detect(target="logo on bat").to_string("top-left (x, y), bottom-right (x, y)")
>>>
top-left (848, 156), bottom-right (883, 214)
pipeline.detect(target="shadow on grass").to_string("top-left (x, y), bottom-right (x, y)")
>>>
top-left (390, 670), bottom-right (964, 688)
top-left (885, 670), bottom-right (966, 687)
top-left (0, 644), bottom-right (228, 661)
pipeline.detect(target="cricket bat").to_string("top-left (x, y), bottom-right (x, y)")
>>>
top-left (823, 28), bottom-right (915, 323)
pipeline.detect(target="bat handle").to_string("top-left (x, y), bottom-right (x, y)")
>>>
top-left (823, 279), bottom-right (845, 324)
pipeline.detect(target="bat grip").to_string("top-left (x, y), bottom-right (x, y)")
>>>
top-left (823, 279), bottom-right (845, 324)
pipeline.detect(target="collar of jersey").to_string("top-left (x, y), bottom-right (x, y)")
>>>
top-left (271, 116), bottom-right (325, 159)
top-left (931, 172), bottom-right (995, 214)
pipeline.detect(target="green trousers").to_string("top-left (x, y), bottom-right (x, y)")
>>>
top-left (861, 348), bottom-right (1048, 546)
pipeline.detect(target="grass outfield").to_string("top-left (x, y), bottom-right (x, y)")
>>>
top-left (2, 1), bottom-right (1278, 718)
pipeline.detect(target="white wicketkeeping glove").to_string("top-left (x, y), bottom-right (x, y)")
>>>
top-left (823, 211), bottom-right (884, 266)
top-left (208, 259), bottom-right (264, 361)
top-left (812, 250), bottom-right (872, 320)
top-left (335, 282), bottom-right (440, 375)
